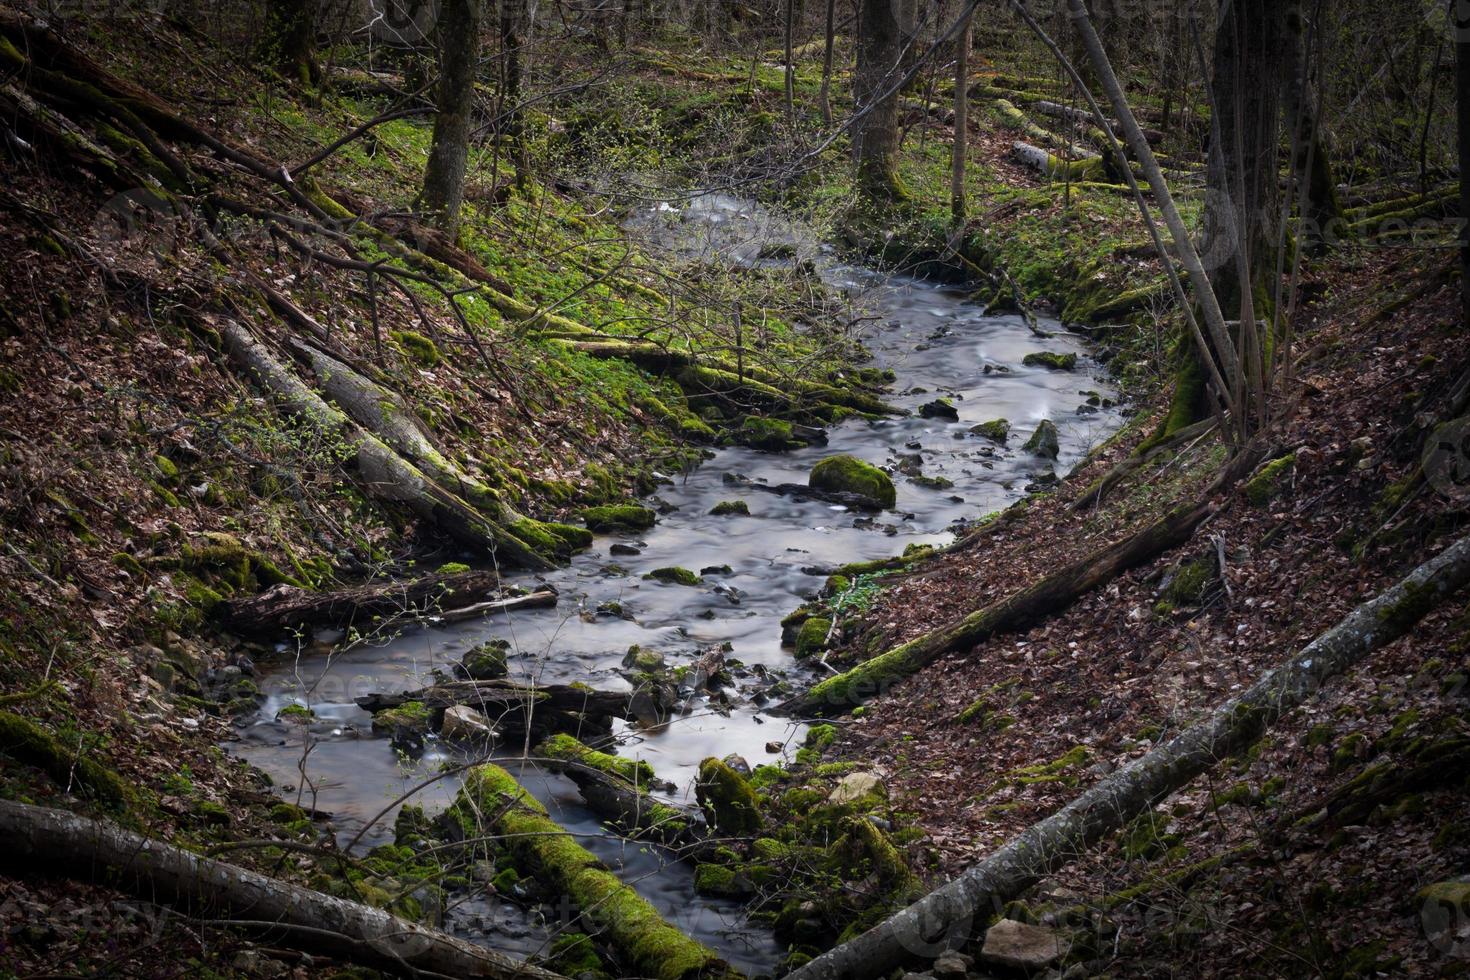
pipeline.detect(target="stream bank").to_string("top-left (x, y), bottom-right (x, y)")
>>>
top-left (231, 193), bottom-right (1126, 975)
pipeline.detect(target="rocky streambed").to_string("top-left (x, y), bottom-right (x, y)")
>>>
top-left (227, 194), bottom-right (1127, 975)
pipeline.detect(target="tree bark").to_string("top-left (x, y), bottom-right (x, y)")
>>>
top-left (260, 0), bottom-right (321, 87)
top-left (853, 0), bottom-right (907, 201)
top-left (950, 11), bottom-right (970, 225)
top-left (223, 569), bottom-right (502, 635)
top-left (1281, 3), bottom-right (1342, 248)
top-left (1457, 0), bottom-right (1470, 329)
top-left (0, 800), bottom-right (565, 980)
top-left (784, 0), bottom-right (797, 124)
top-left (785, 530), bottom-right (1470, 980)
top-left (421, 0), bottom-right (483, 236)
top-left (501, 0), bottom-right (531, 191)
top-left (819, 0), bottom-right (837, 124)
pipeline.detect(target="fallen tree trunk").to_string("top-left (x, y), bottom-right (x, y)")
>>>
top-left (222, 569), bottom-right (501, 635)
top-left (786, 530), bottom-right (1470, 980)
top-left (0, 799), bottom-right (564, 980)
top-left (435, 589), bottom-right (559, 623)
top-left (787, 445), bottom-right (1267, 714)
top-left (214, 317), bottom-right (554, 571)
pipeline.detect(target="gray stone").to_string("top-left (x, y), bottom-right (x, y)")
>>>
top-left (439, 704), bottom-right (495, 742)
top-left (828, 771), bottom-right (885, 805)
top-left (981, 918), bottom-right (1071, 970)
top-left (932, 950), bottom-right (971, 977)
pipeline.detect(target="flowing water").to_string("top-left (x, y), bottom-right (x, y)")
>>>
top-left (228, 194), bottom-right (1126, 975)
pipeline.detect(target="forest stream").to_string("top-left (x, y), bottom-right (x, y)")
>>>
top-left (229, 194), bottom-right (1126, 974)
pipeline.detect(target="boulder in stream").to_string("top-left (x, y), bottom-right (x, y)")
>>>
top-left (1022, 350), bottom-right (1078, 371)
top-left (578, 504), bottom-right (657, 533)
top-left (970, 418), bottom-right (1010, 444)
top-left (918, 398), bottom-right (960, 421)
top-left (809, 454), bottom-right (896, 510)
top-left (1023, 419), bottom-right (1060, 459)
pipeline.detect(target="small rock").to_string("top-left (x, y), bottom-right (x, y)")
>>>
top-left (439, 704), bottom-right (495, 742)
top-left (765, 740), bottom-right (784, 753)
top-left (722, 754), bottom-right (752, 775)
top-left (609, 542), bottom-right (642, 556)
top-left (1023, 419), bottom-right (1060, 460)
top-left (919, 398), bottom-right (961, 421)
top-left (981, 918), bottom-right (1071, 970)
top-left (827, 770), bottom-right (885, 805)
top-left (931, 950), bottom-right (970, 977)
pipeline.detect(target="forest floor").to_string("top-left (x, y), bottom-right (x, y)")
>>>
top-left (1, 9), bottom-right (1467, 980)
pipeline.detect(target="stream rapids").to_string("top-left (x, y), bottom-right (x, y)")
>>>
top-left (228, 194), bottom-right (1127, 974)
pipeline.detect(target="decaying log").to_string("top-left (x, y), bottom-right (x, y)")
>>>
top-left (789, 445), bottom-right (1268, 714)
top-left (786, 530), bottom-right (1470, 980)
top-left (356, 679), bottom-right (636, 718)
top-left (222, 569), bottom-right (501, 635)
top-left (435, 590), bottom-right (559, 623)
top-left (551, 760), bottom-right (716, 858)
top-left (214, 317), bottom-right (553, 571)
top-left (0, 799), bottom-right (564, 980)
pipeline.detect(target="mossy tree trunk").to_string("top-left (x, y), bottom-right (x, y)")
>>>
top-left (259, 0), bottom-right (321, 87)
top-left (0, 800), bottom-right (566, 980)
top-left (500, 0), bottom-right (531, 191)
top-left (853, 0), bottom-right (907, 202)
top-left (950, 11), bottom-right (971, 226)
top-left (818, 0), bottom-right (836, 124)
top-left (421, 0), bottom-right (482, 237)
top-left (786, 530), bottom-right (1470, 980)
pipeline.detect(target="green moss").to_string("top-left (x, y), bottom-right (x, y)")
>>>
top-left (370, 700), bottom-right (432, 735)
top-left (1022, 419), bottom-right (1060, 459)
top-left (693, 863), bottom-right (754, 898)
top-left (970, 419), bottom-right (1010, 443)
top-left (391, 329), bottom-right (441, 366)
top-left (709, 499), bottom-right (750, 516)
top-left (696, 757), bottom-right (762, 834)
top-left (275, 703), bottom-right (314, 722)
top-left (436, 561), bottom-right (471, 575)
top-left (809, 455), bottom-right (896, 509)
top-left (0, 710), bottom-right (132, 807)
top-left (1165, 559), bottom-right (1213, 605)
top-left (546, 932), bottom-right (605, 976)
top-left (643, 566), bottom-right (701, 586)
top-left (795, 617), bottom-right (832, 658)
top-left (461, 641), bottom-right (509, 680)
top-left (540, 733), bottom-right (657, 785)
top-left (1244, 453), bottom-right (1297, 506)
top-left (580, 504), bottom-right (657, 532)
top-left (152, 454), bottom-right (180, 481)
top-left (736, 416), bottom-right (801, 451)
top-left (1022, 351), bottom-right (1077, 371)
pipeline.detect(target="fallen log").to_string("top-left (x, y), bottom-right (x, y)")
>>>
top-left (787, 445), bottom-right (1268, 714)
top-left (222, 570), bottom-right (501, 635)
top-left (357, 679), bottom-right (635, 718)
top-left (435, 589), bottom-right (559, 623)
top-left (215, 317), bottom-right (553, 571)
top-left (448, 765), bottom-right (732, 980)
top-left (784, 529), bottom-right (1470, 980)
top-left (0, 799), bottom-right (564, 980)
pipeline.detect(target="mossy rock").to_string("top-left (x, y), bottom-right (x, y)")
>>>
top-left (370, 701), bottom-right (432, 736)
top-left (0, 710), bottom-right (132, 807)
top-left (735, 416), bottom-right (802, 451)
top-left (546, 932), bottom-right (606, 977)
top-left (694, 863), bottom-right (756, 898)
top-left (696, 757), bottom-right (763, 835)
top-left (580, 504), bottom-right (657, 533)
top-left (1022, 351), bottom-right (1078, 371)
top-left (1244, 453), bottom-right (1297, 506)
top-left (643, 566), bottom-right (702, 587)
top-left (1022, 419), bottom-right (1060, 459)
top-left (709, 499), bottom-right (750, 517)
top-left (391, 329), bottom-right (441, 366)
top-left (1165, 558), bottom-right (1214, 605)
top-left (540, 733), bottom-right (657, 785)
top-left (809, 455), bottom-right (896, 509)
top-left (918, 398), bottom-right (959, 421)
top-left (461, 640), bottom-right (509, 680)
top-left (795, 617), bottom-right (832, 658)
top-left (971, 419), bottom-right (1010, 443)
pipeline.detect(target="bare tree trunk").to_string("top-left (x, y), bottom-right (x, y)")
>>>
top-left (1458, 0), bottom-right (1470, 329)
top-left (501, 0), bottom-right (531, 190)
top-left (0, 800), bottom-right (566, 980)
top-left (421, 0), bottom-right (482, 236)
top-left (1282, 3), bottom-right (1341, 246)
top-left (853, 0), bottom-right (906, 201)
top-left (784, 0), bottom-right (796, 124)
top-left (819, 0), bottom-right (836, 124)
top-left (950, 10), bottom-right (970, 225)
top-left (259, 0), bottom-right (321, 87)
top-left (785, 530), bottom-right (1470, 980)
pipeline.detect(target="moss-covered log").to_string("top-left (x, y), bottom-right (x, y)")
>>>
top-left (786, 529), bottom-right (1470, 980)
top-left (451, 765), bottom-right (732, 980)
top-left (0, 800), bottom-right (565, 979)
top-left (788, 445), bottom-right (1268, 714)
top-left (214, 318), bottom-right (554, 570)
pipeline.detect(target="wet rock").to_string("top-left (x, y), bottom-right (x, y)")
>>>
top-left (765, 740), bottom-right (784, 753)
top-left (579, 504), bottom-right (656, 533)
top-left (1023, 420), bottom-right (1060, 459)
top-left (709, 499), bottom-right (750, 516)
top-left (828, 770), bottom-right (885, 805)
top-left (1022, 351), bottom-right (1077, 371)
top-left (459, 640), bottom-right (509, 680)
top-left (970, 419), bottom-right (1010, 443)
top-left (609, 542), bottom-right (642, 556)
top-left (809, 454), bottom-right (897, 510)
top-left (981, 918), bottom-right (1071, 970)
top-left (736, 416), bottom-right (804, 452)
top-left (700, 564), bottom-right (733, 577)
top-left (911, 474), bottom-right (956, 490)
top-left (696, 757), bottom-right (762, 833)
top-left (919, 398), bottom-right (961, 421)
top-left (440, 704), bottom-right (495, 742)
top-left (643, 566), bottom-right (702, 586)
top-left (722, 753), bottom-right (752, 775)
